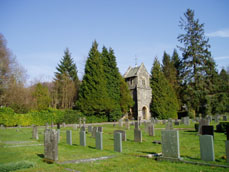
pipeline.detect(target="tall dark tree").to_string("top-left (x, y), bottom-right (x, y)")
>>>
top-left (177, 9), bottom-right (217, 116)
top-left (150, 58), bottom-right (178, 119)
top-left (54, 48), bottom-right (79, 109)
top-left (76, 41), bottom-right (112, 117)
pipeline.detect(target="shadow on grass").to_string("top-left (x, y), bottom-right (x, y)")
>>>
top-left (182, 156), bottom-right (199, 161)
top-left (72, 144), bottom-right (79, 146)
top-left (88, 146), bottom-right (96, 149)
top-left (137, 151), bottom-right (157, 154)
top-left (184, 130), bottom-right (196, 133)
top-left (37, 154), bottom-right (44, 158)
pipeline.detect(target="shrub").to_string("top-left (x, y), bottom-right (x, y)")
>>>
top-left (216, 122), bottom-right (229, 132)
top-left (0, 161), bottom-right (34, 172)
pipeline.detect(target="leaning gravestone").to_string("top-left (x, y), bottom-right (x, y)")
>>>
top-left (202, 125), bottom-right (214, 138)
top-left (66, 130), bottom-right (72, 145)
top-left (114, 132), bottom-right (122, 152)
top-left (161, 130), bottom-right (180, 159)
top-left (199, 135), bottom-right (215, 161)
top-left (198, 118), bottom-right (210, 134)
top-left (96, 132), bottom-right (103, 150)
top-left (44, 129), bottom-right (58, 161)
top-left (32, 126), bottom-right (39, 140)
top-left (80, 131), bottom-right (86, 146)
top-left (92, 127), bottom-right (98, 138)
top-left (114, 130), bottom-right (126, 141)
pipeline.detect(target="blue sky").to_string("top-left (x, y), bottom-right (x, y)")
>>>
top-left (1, 0), bottom-right (229, 84)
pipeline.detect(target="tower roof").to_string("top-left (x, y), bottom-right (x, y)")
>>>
top-left (124, 63), bottom-right (149, 78)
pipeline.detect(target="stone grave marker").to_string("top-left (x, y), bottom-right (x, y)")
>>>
top-left (44, 129), bottom-right (58, 161)
top-left (166, 121), bottom-right (173, 130)
top-left (114, 132), bottom-right (122, 152)
top-left (80, 126), bottom-right (86, 132)
top-left (66, 130), bottom-right (72, 145)
top-left (199, 135), bottom-right (215, 161)
top-left (119, 119), bottom-right (123, 127)
top-left (134, 129), bottom-right (142, 142)
top-left (45, 123), bottom-right (49, 130)
top-left (114, 130), bottom-right (126, 141)
top-left (88, 126), bottom-right (93, 133)
top-left (223, 115), bottom-right (228, 121)
top-left (92, 127), bottom-right (98, 138)
top-left (62, 122), bottom-right (66, 128)
top-left (79, 117), bottom-right (82, 128)
top-left (135, 121), bottom-right (139, 130)
top-left (161, 130), bottom-right (180, 159)
top-left (96, 132), bottom-right (103, 150)
top-left (73, 124), bottom-right (77, 130)
top-left (51, 121), bottom-right (54, 128)
top-left (226, 140), bottom-right (229, 163)
top-left (32, 125), bottom-right (39, 140)
top-left (125, 119), bottom-right (130, 130)
top-left (148, 123), bottom-right (155, 136)
top-left (174, 119), bottom-right (179, 126)
top-left (98, 126), bottom-right (103, 132)
top-left (83, 117), bottom-right (86, 127)
top-left (198, 118), bottom-right (210, 134)
top-left (80, 131), bottom-right (86, 146)
top-left (202, 125), bottom-right (214, 138)
top-left (184, 117), bottom-right (190, 125)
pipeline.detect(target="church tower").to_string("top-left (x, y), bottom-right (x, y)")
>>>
top-left (123, 63), bottom-right (152, 120)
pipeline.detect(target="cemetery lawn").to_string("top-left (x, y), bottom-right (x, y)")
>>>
top-left (0, 122), bottom-right (228, 172)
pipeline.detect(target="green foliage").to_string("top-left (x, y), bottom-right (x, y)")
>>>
top-left (32, 83), bottom-right (51, 111)
top-left (0, 161), bottom-right (34, 172)
top-left (77, 41), bottom-right (113, 117)
top-left (150, 58), bottom-right (178, 119)
top-left (216, 122), bottom-right (229, 132)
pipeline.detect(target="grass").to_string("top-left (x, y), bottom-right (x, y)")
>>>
top-left (0, 121), bottom-right (228, 172)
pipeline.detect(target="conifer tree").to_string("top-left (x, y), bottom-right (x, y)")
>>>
top-left (150, 58), bottom-right (178, 119)
top-left (76, 41), bottom-right (112, 117)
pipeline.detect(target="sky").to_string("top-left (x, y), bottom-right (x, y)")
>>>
top-left (1, 0), bottom-right (229, 85)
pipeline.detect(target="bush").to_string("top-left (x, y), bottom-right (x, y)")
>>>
top-left (216, 122), bottom-right (229, 132)
top-left (0, 161), bottom-right (34, 172)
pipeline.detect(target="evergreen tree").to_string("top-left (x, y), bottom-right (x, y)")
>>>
top-left (150, 58), bottom-right (178, 119)
top-left (177, 9), bottom-right (217, 116)
top-left (54, 48), bottom-right (79, 109)
top-left (101, 46), bottom-right (122, 120)
top-left (76, 41), bottom-right (112, 117)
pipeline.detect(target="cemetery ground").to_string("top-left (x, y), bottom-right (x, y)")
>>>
top-left (0, 122), bottom-right (228, 172)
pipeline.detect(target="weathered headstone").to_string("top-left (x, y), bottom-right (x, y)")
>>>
top-left (83, 117), bottom-right (86, 127)
top-left (223, 116), bottom-right (228, 121)
top-left (79, 117), bottom-right (82, 128)
top-left (226, 140), bottom-right (229, 163)
top-left (198, 118), bottom-right (210, 134)
top-left (134, 129), bottom-right (142, 142)
top-left (66, 130), bottom-right (72, 145)
top-left (148, 124), bottom-right (155, 136)
top-left (114, 132), bottom-right (122, 152)
top-left (80, 126), bottom-right (86, 132)
top-left (45, 123), bottom-right (49, 130)
top-left (119, 119), bottom-right (123, 127)
top-left (199, 135), bottom-right (215, 161)
top-left (92, 127), bottom-right (98, 138)
top-left (62, 122), bottom-right (66, 128)
top-left (134, 121), bottom-right (139, 130)
top-left (44, 129), bottom-right (58, 161)
top-left (96, 132), bottom-right (103, 150)
top-left (166, 121), bottom-right (173, 130)
top-left (202, 125), bottom-right (214, 138)
top-left (73, 124), bottom-right (77, 130)
top-left (32, 126), bottom-right (39, 140)
top-left (184, 117), bottom-right (190, 125)
top-left (174, 119), bottom-right (179, 126)
top-left (125, 119), bottom-right (130, 130)
top-left (114, 130), bottom-right (126, 141)
top-left (161, 130), bottom-right (180, 159)
top-left (51, 121), bottom-right (54, 128)
top-left (162, 120), bottom-right (166, 125)
top-left (88, 126), bottom-right (93, 133)
top-left (98, 126), bottom-right (103, 132)
top-left (80, 131), bottom-right (86, 146)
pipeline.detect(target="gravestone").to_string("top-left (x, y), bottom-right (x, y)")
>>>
top-left (226, 126), bottom-right (229, 140)
top-left (223, 116), bottom-right (228, 121)
top-left (57, 123), bottom-right (60, 129)
top-left (125, 119), bottom-right (130, 130)
top-left (80, 131), bottom-right (86, 146)
top-left (184, 117), bottom-right (190, 125)
top-left (162, 120), bottom-right (166, 125)
top-left (155, 118), bottom-right (158, 124)
top-left (168, 118), bottom-right (172, 123)
top-left (51, 122), bottom-right (54, 128)
top-left (57, 129), bottom-right (60, 143)
top-left (80, 126), bottom-right (86, 132)
top-left (66, 130), bottom-right (72, 145)
top-left (114, 132), bottom-right (122, 152)
top-left (161, 130), bottom-right (180, 159)
top-left (119, 119), bottom-right (123, 127)
top-left (134, 129), bottom-right (142, 142)
top-left (98, 126), bottom-right (103, 132)
top-left (135, 121), bottom-right (139, 130)
top-left (83, 117), bottom-right (86, 127)
top-left (62, 122), bottom-right (66, 128)
top-left (202, 125), bottom-right (214, 138)
top-left (226, 140), bottom-right (229, 163)
top-left (198, 118), bottom-right (210, 134)
top-left (88, 126), bottom-right (93, 133)
top-left (32, 126), bottom-right (39, 140)
top-left (199, 135), bottom-right (215, 161)
top-left (79, 117), bottom-right (82, 128)
top-left (45, 123), bottom-right (49, 130)
top-left (96, 132), bottom-right (103, 150)
top-left (92, 127), bottom-right (98, 138)
top-left (73, 124), bottom-right (77, 130)
top-left (166, 121), bottom-right (173, 130)
top-left (114, 130), bottom-right (126, 141)
top-left (148, 124), bottom-right (155, 136)
top-left (44, 129), bottom-right (58, 161)
top-left (174, 119), bottom-right (179, 126)
top-left (151, 117), bottom-right (155, 124)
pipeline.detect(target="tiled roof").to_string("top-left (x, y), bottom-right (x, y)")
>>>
top-left (124, 66), bottom-right (140, 78)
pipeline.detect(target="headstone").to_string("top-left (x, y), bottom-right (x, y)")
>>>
top-left (45, 123), bottom-right (49, 130)
top-left (223, 116), bottom-right (228, 121)
top-left (92, 127), bottom-right (98, 138)
top-left (57, 129), bottom-right (60, 143)
top-left (88, 126), bottom-right (93, 133)
top-left (166, 121), bottom-right (173, 130)
top-left (57, 123), bottom-right (60, 129)
top-left (184, 117), bottom-right (190, 125)
top-left (80, 126), bottom-right (86, 132)
top-left (198, 118), bottom-right (210, 134)
top-left (114, 130), bottom-right (126, 141)
top-left (83, 117), bottom-right (86, 127)
top-left (202, 125), bottom-right (214, 138)
top-left (168, 118), bottom-right (173, 123)
top-left (32, 126), bottom-right (39, 140)
top-left (79, 117), bottom-right (82, 128)
top-left (98, 126), bottom-right (103, 132)
top-left (155, 118), bottom-right (158, 124)
top-left (161, 130), bottom-right (180, 159)
top-left (96, 132), bottom-right (103, 150)
top-left (162, 120), bottom-right (166, 125)
top-left (119, 119), bottom-right (123, 127)
top-left (114, 132), bottom-right (122, 152)
top-left (62, 122), bottom-right (66, 128)
top-left (226, 126), bottom-right (229, 140)
top-left (226, 140), bottom-right (229, 163)
top-left (199, 135), bottom-right (215, 161)
top-left (80, 131), bottom-right (86, 146)
top-left (215, 116), bottom-right (219, 124)
top-left (73, 124), bottom-right (77, 130)
top-left (134, 129), bottom-right (142, 142)
top-left (134, 121), bottom-right (139, 130)
top-left (51, 121), bottom-right (54, 128)
top-left (44, 129), bottom-right (58, 161)
top-left (148, 124), bottom-right (155, 136)
top-left (174, 119), bottom-right (179, 126)
top-left (66, 130), bottom-right (72, 145)
top-left (125, 119), bottom-right (130, 130)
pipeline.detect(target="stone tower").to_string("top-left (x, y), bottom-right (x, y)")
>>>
top-left (124, 63), bottom-right (152, 120)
